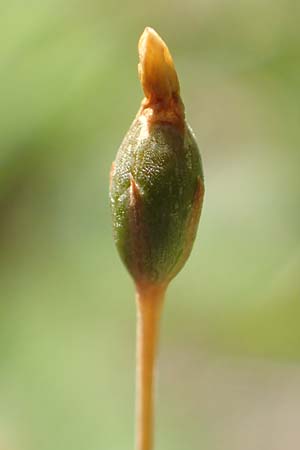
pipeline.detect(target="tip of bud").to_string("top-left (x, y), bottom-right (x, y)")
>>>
top-left (138, 27), bottom-right (180, 104)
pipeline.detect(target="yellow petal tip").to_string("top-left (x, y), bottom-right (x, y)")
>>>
top-left (138, 27), bottom-right (180, 104)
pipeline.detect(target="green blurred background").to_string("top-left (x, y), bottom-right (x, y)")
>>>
top-left (0, 1), bottom-right (299, 449)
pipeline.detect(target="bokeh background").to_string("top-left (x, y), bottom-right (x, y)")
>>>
top-left (1, 1), bottom-right (300, 449)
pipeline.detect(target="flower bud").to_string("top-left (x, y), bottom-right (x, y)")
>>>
top-left (110, 27), bottom-right (204, 288)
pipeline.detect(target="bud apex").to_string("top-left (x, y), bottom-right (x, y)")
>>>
top-left (138, 27), bottom-right (180, 104)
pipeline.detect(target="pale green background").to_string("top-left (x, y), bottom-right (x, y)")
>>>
top-left (0, 1), bottom-right (300, 449)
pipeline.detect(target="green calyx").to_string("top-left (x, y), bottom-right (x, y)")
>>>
top-left (110, 117), bottom-right (204, 286)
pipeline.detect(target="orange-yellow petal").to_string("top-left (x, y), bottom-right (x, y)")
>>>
top-left (138, 27), bottom-right (180, 103)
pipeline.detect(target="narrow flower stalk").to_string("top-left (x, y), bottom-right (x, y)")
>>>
top-left (135, 284), bottom-right (166, 450)
top-left (110, 27), bottom-right (205, 450)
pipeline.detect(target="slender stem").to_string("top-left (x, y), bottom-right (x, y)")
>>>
top-left (135, 284), bottom-right (167, 450)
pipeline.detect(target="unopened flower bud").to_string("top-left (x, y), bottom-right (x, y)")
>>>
top-left (110, 27), bottom-right (204, 289)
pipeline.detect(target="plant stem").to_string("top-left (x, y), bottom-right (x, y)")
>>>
top-left (135, 284), bottom-right (167, 450)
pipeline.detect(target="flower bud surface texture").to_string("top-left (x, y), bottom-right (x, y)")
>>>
top-left (110, 28), bottom-right (204, 287)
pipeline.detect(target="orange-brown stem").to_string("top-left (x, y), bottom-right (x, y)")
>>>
top-left (135, 283), bottom-right (167, 450)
